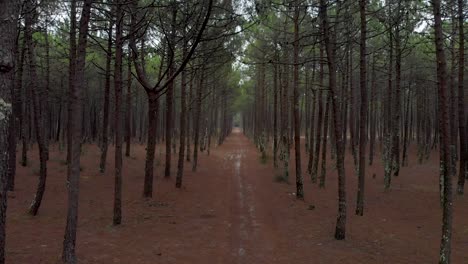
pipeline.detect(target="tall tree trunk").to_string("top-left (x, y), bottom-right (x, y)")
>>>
top-left (192, 69), bottom-right (204, 172)
top-left (432, 0), bottom-right (453, 262)
top-left (125, 53), bottom-right (132, 157)
top-left (319, 94), bottom-right (330, 188)
top-left (67, 0), bottom-right (77, 166)
top-left (43, 21), bottom-right (50, 160)
top-left (449, 6), bottom-right (457, 178)
top-left (186, 72), bottom-right (193, 162)
top-left (369, 55), bottom-right (377, 165)
top-left (392, 12), bottom-right (402, 178)
top-left (99, 16), bottom-right (113, 173)
top-left (293, 1), bottom-right (303, 199)
top-left (165, 5), bottom-right (177, 178)
top-left (143, 94), bottom-right (157, 197)
top-left (113, 0), bottom-right (124, 226)
top-left (311, 47), bottom-right (324, 182)
top-left (384, 5), bottom-right (394, 189)
top-left (0, 1), bottom-right (20, 262)
top-left (9, 30), bottom-right (25, 191)
top-left (321, 0), bottom-right (346, 240)
top-left (456, 0), bottom-right (467, 194)
top-left (62, 0), bottom-right (92, 262)
top-left (273, 63), bottom-right (278, 168)
top-left (356, 0), bottom-right (367, 216)
top-left (176, 46), bottom-right (187, 188)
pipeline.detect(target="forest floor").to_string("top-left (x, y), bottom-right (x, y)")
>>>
top-left (6, 128), bottom-right (468, 263)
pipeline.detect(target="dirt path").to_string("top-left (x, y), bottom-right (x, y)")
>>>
top-left (6, 128), bottom-right (468, 263)
top-left (224, 129), bottom-right (282, 264)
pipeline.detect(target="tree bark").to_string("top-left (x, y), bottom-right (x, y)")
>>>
top-left (432, 0), bottom-right (453, 262)
top-left (25, 0), bottom-right (48, 216)
top-left (456, 0), bottom-right (467, 194)
top-left (0, 1), bottom-right (20, 262)
top-left (356, 0), bottom-right (367, 216)
top-left (319, 94), bottom-right (330, 188)
top-left (293, 1), bottom-right (303, 199)
top-left (192, 69), bottom-right (203, 172)
top-left (125, 52), bottom-right (132, 157)
top-left (113, 0), bottom-right (124, 226)
top-left (99, 14), bottom-right (113, 173)
top-left (143, 94), bottom-right (158, 198)
top-left (62, 0), bottom-right (92, 262)
top-left (321, 0), bottom-right (346, 240)
top-left (176, 44), bottom-right (187, 188)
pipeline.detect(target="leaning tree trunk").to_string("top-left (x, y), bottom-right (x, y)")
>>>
top-left (25, 0), bottom-right (48, 216)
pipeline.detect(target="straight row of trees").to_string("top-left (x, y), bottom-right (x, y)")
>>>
top-left (0, 0), bottom-right (243, 263)
top-left (240, 0), bottom-right (466, 263)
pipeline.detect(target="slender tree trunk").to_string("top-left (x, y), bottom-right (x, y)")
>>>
top-left (67, 0), bottom-right (77, 166)
top-left (312, 47), bottom-right (324, 182)
top-left (369, 55), bottom-right (377, 165)
top-left (356, 0), bottom-right (367, 216)
top-left (432, 0), bottom-right (453, 262)
top-left (192, 69), bottom-right (204, 172)
top-left (402, 87), bottom-right (411, 166)
top-left (392, 14), bottom-right (402, 178)
top-left (143, 94), bottom-right (158, 198)
top-left (164, 5), bottom-right (177, 178)
top-left (176, 46), bottom-right (187, 188)
top-left (186, 72), bottom-right (193, 162)
top-left (319, 94), bottom-right (330, 188)
top-left (449, 7), bottom-right (457, 178)
top-left (43, 21), bottom-right (50, 160)
top-left (112, 1), bottom-right (124, 226)
top-left (273, 63), bottom-right (278, 168)
top-left (293, 2), bottom-right (303, 199)
top-left (99, 17), bottom-right (113, 173)
top-left (456, 0), bottom-right (467, 194)
top-left (125, 53), bottom-right (132, 157)
top-left (62, 0), bottom-right (92, 262)
top-left (321, 0), bottom-right (346, 240)
top-left (384, 10), bottom-right (394, 189)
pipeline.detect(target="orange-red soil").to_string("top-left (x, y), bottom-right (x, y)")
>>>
top-left (6, 129), bottom-right (468, 263)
